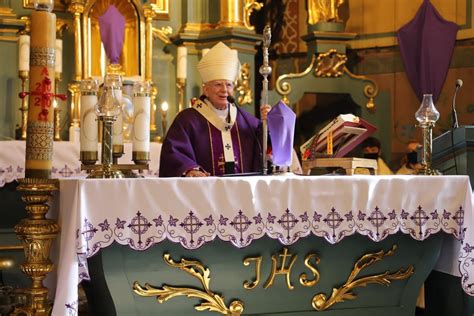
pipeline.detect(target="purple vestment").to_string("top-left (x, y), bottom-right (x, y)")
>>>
top-left (159, 107), bottom-right (262, 177)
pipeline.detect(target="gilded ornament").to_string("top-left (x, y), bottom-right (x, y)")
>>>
top-left (299, 253), bottom-right (320, 287)
top-left (315, 49), bottom-right (347, 77)
top-left (242, 256), bottom-right (262, 289)
top-left (133, 253), bottom-right (244, 315)
top-left (243, 0), bottom-right (263, 31)
top-left (235, 63), bottom-right (253, 106)
top-left (311, 245), bottom-right (414, 311)
top-left (263, 247), bottom-right (297, 290)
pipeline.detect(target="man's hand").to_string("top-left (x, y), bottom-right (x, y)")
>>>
top-left (185, 169), bottom-right (210, 177)
top-left (260, 104), bottom-right (272, 120)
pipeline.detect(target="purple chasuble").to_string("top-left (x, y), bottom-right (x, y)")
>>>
top-left (159, 107), bottom-right (262, 177)
top-left (397, 0), bottom-right (458, 102)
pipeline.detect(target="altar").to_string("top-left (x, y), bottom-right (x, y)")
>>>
top-left (49, 175), bottom-right (473, 315)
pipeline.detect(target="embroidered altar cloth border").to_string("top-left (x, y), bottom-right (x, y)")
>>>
top-left (0, 141), bottom-right (161, 186)
top-left (51, 175), bottom-right (472, 315)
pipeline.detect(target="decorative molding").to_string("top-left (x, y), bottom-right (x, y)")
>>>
top-left (151, 0), bottom-right (169, 20)
top-left (23, 0), bottom-right (70, 11)
top-left (133, 253), bottom-right (244, 315)
top-left (312, 245), bottom-right (414, 311)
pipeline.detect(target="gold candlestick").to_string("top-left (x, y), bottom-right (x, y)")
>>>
top-left (176, 78), bottom-right (186, 112)
top-left (18, 71), bottom-right (29, 140)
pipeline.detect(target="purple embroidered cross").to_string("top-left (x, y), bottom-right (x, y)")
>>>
top-left (278, 208), bottom-right (299, 242)
top-left (180, 211), bottom-right (203, 245)
top-left (410, 206), bottom-right (429, 238)
top-left (323, 208), bottom-right (343, 239)
top-left (368, 207), bottom-right (387, 238)
top-left (231, 210), bottom-right (252, 242)
top-left (128, 211), bottom-right (152, 246)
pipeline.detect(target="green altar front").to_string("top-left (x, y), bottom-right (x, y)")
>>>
top-left (86, 233), bottom-right (441, 315)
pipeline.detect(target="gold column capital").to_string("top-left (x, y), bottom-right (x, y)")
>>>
top-left (19, 16), bottom-right (31, 35)
top-left (143, 3), bottom-right (157, 20)
top-left (68, 1), bottom-right (84, 15)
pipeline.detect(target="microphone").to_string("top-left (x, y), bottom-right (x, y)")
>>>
top-left (452, 79), bottom-right (462, 129)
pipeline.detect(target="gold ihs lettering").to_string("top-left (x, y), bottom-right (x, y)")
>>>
top-left (263, 248), bottom-right (297, 290)
top-left (299, 253), bottom-right (321, 287)
top-left (242, 256), bottom-right (262, 290)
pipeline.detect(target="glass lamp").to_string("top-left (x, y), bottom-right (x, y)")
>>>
top-left (415, 94), bottom-right (441, 175)
top-left (34, 0), bottom-right (54, 12)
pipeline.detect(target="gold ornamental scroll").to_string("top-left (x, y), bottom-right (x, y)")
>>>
top-left (25, 10), bottom-right (56, 178)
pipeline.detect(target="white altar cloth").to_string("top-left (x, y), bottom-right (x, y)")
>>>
top-left (0, 141), bottom-right (161, 186)
top-left (51, 175), bottom-right (473, 315)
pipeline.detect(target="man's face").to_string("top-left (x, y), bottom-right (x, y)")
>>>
top-left (362, 146), bottom-right (379, 155)
top-left (203, 80), bottom-right (234, 110)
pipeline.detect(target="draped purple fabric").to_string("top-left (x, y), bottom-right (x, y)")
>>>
top-left (267, 101), bottom-right (296, 166)
top-left (98, 5), bottom-right (125, 64)
top-left (397, 0), bottom-right (458, 102)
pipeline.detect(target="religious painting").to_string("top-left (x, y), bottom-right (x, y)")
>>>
top-left (152, 0), bottom-right (169, 20)
top-left (23, 0), bottom-right (69, 11)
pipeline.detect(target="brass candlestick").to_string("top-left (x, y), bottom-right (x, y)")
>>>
top-left (176, 78), bottom-right (186, 112)
top-left (13, 178), bottom-right (59, 316)
top-left (18, 71), bottom-right (29, 140)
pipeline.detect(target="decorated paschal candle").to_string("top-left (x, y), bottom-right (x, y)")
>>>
top-left (24, 1), bottom-right (60, 178)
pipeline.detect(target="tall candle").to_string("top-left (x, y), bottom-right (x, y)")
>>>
top-left (18, 35), bottom-right (30, 72)
top-left (79, 79), bottom-right (98, 153)
top-left (177, 46), bottom-right (187, 79)
top-left (55, 38), bottom-right (62, 74)
top-left (25, 7), bottom-right (56, 178)
top-left (132, 81), bottom-right (151, 155)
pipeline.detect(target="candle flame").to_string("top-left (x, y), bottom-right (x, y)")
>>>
top-left (53, 99), bottom-right (57, 109)
top-left (161, 101), bottom-right (169, 112)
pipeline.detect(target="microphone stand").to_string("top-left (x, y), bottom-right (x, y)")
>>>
top-left (259, 25), bottom-right (272, 175)
top-left (452, 84), bottom-right (461, 129)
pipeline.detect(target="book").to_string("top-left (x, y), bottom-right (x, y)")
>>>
top-left (300, 114), bottom-right (377, 160)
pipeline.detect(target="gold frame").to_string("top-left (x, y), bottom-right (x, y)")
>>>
top-left (151, 0), bottom-right (169, 20)
top-left (23, 0), bottom-right (69, 11)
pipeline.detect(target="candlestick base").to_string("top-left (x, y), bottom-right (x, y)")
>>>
top-left (416, 167), bottom-right (442, 176)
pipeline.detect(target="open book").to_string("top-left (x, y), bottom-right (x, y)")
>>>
top-left (300, 114), bottom-right (377, 160)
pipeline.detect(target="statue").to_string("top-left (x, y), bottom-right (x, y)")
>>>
top-left (307, 0), bottom-right (345, 24)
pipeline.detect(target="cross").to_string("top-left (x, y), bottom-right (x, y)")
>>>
top-left (225, 125), bottom-right (231, 131)
top-left (180, 211), bottom-right (203, 245)
top-left (263, 247), bottom-right (297, 290)
top-left (278, 209), bottom-right (298, 242)
top-left (453, 206), bottom-right (465, 235)
top-left (231, 211), bottom-right (252, 242)
top-left (225, 143), bottom-right (231, 150)
top-left (367, 207), bottom-right (386, 238)
top-left (81, 219), bottom-right (97, 252)
top-left (128, 211), bottom-right (152, 246)
top-left (323, 208), bottom-right (343, 239)
top-left (410, 206), bottom-right (429, 237)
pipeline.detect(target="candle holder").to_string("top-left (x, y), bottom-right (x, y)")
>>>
top-left (18, 71), bottom-right (29, 140)
top-left (415, 94), bottom-right (441, 175)
top-left (176, 78), bottom-right (186, 112)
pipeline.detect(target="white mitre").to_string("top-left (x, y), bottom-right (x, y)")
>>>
top-left (197, 42), bottom-right (240, 83)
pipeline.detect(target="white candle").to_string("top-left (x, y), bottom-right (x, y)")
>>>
top-left (177, 46), bottom-right (187, 79)
top-left (18, 34), bottom-right (30, 72)
top-left (55, 38), bottom-right (62, 74)
top-left (132, 95), bottom-right (151, 153)
top-left (80, 79), bottom-right (98, 152)
top-left (112, 89), bottom-right (123, 147)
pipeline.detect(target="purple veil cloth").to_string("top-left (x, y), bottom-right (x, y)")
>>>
top-left (99, 5), bottom-right (126, 64)
top-left (397, 0), bottom-right (458, 102)
top-left (267, 101), bottom-right (296, 166)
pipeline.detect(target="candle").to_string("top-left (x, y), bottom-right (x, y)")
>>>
top-left (18, 35), bottom-right (30, 72)
top-left (161, 101), bottom-right (168, 135)
top-left (25, 3), bottom-right (56, 178)
top-left (177, 46), bottom-right (187, 79)
top-left (55, 38), bottom-right (62, 74)
top-left (132, 81), bottom-right (151, 155)
top-left (80, 79), bottom-right (99, 153)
